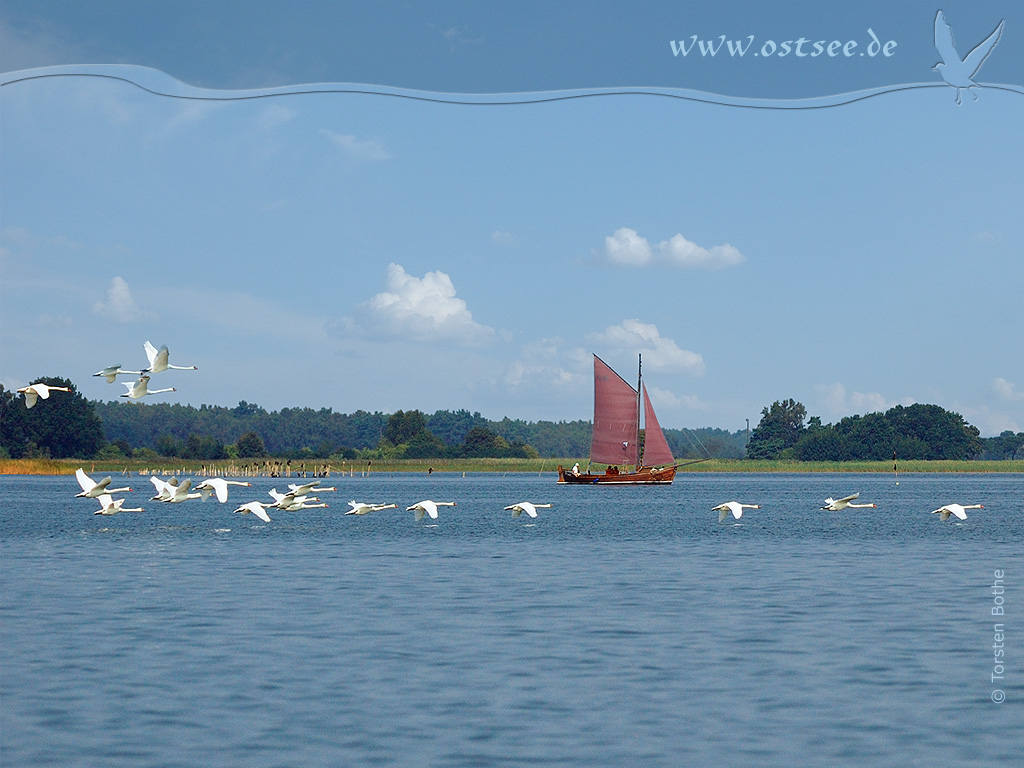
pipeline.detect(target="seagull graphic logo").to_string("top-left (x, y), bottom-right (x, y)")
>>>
top-left (932, 10), bottom-right (1005, 104)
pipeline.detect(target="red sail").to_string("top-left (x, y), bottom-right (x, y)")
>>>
top-left (641, 383), bottom-right (675, 467)
top-left (591, 355), bottom-right (639, 466)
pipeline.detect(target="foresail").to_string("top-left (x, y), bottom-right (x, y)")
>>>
top-left (641, 383), bottom-right (675, 467)
top-left (591, 355), bottom-right (639, 466)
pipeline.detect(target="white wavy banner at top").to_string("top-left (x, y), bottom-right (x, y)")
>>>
top-left (2, 64), bottom-right (1022, 109)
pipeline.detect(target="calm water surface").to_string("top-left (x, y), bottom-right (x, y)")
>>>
top-left (2, 472), bottom-right (1021, 767)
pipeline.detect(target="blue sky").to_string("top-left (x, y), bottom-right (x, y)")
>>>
top-left (2, 1), bottom-right (1022, 436)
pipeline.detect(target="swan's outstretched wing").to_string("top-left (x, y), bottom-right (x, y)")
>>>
top-left (963, 20), bottom-right (1004, 78)
top-left (934, 11), bottom-right (959, 66)
top-left (76, 468), bottom-right (96, 493)
top-left (144, 341), bottom-right (160, 369)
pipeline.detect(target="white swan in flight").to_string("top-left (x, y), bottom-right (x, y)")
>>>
top-left (17, 383), bottom-right (72, 408)
top-left (407, 500), bottom-right (456, 521)
top-left (267, 488), bottom-right (327, 510)
top-left (143, 340), bottom-right (198, 374)
top-left (931, 503), bottom-right (983, 521)
top-left (75, 468), bottom-right (131, 498)
top-left (94, 494), bottom-right (143, 515)
top-left (148, 475), bottom-right (180, 501)
top-left (504, 502), bottom-right (552, 519)
top-left (233, 501), bottom-right (272, 523)
top-left (155, 479), bottom-right (202, 503)
top-left (283, 499), bottom-right (328, 510)
top-left (713, 501), bottom-right (760, 522)
top-left (288, 482), bottom-right (336, 494)
top-left (821, 493), bottom-right (877, 511)
top-left (92, 364), bottom-right (144, 383)
top-left (345, 501), bottom-right (398, 515)
top-left (121, 375), bottom-right (176, 400)
top-left (195, 478), bottom-right (253, 503)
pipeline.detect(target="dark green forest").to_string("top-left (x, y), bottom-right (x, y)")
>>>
top-left (745, 398), bottom-right (1022, 461)
top-left (2, 379), bottom-right (1020, 462)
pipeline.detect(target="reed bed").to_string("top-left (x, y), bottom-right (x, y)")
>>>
top-left (2, 457), bottom-right (1021, 477)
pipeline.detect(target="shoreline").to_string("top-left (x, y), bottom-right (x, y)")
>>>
top-left (3, 458), bottom-right (1022, 476)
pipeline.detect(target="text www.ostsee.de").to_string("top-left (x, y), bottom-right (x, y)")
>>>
top-left (670, 29), bottom-right (897, 59)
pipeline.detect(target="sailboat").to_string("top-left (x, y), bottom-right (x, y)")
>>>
top-left (557, 354), bottom-right (679, 484)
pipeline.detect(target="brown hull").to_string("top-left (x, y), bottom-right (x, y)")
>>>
top-left (557, 465), bottom-right (677, 485)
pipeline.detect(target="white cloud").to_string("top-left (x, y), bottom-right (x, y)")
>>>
top-left (346, 263), bottom-right (496, 346)
top-left (602, 227), bottom-right (744, 269)
top-left (321, 129), bottom-right (393, 161)
top-left (645, 384), bottom-right (708, 411)
top-left (589, 319), bottom-right (705, 376)
top-left (502, 339), bottom-right (588, 391)
top-left (92, 276), bottom-right (153, 324)
top-left (491, 230), bottom-right (514, 245)
top-left (993, 377), bottom-right (1024, 401)
top-left (604, 227), bottom-right (653, 266)
top-left (816, 382), bottom-right (913, 421)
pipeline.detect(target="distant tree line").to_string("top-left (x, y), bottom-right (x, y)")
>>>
top-left (744, 399), bottom-right (1003, 461)
top-left (2, 380), bottom-right (1019, 461)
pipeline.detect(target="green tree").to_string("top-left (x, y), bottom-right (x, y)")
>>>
top-left (237, 431), bottom-right (267, 458)
top-left (383, 410), bottom-right (429, 446)
top-left (0, 377), bottom-right (104, 458)
top-left (156, 434), bottom-right (183, 457)
top-left (746, 399), bottom-right (807, 459)
top-left (980, 431), bottom-right (1024, 460)
top-left (401, 430), bottom-right (448, 459)
top-left (427, 409), bottom-right (489, 446)
top-left (182, 433), bottom-right (227, 460)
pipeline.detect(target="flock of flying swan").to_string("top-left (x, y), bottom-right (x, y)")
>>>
top-left (15, 340), bottom-right (195, 408)
top-left (714, 494), bottom-right (982, 523)
top-left (71, 472), bottom-right (985, 526)
top-left (22, 338), bottom-right (992, 531)
top-left (107, 341), bottom-right (196, 400)
top-left (71, 472), bottom-right (556, 525)
top-left (24, 340), bottom-right (989, 529)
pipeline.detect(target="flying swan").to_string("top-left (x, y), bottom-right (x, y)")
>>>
top-left (121, 375), bottom-right (176, 400)
top-left (345, 501), bottom-right (398, 515)
top-left (195, 478), bottom-right (253, 504)
top-left (821, 493), bottom-right (877, 511)
top-left (17, 383), bottom-right (72, 408)
top-left (406, 500), bottom-right (456, 521)
top-left (233, 501), bottom-right (272, 522)
top-left (75, 468), bottom-right (132, 498)
top-left (713, 501), bottom-right (761, 522)
top-left (931, 503), bottom-right (983, 521)
top-left (94, 494), bottom-right (143, 515)
top-left (92, 364), bottom-right (144, 383)
top-left (504, 502), bottom-right (552, 519)
top-left (143, 341), bottom-right (198, 374)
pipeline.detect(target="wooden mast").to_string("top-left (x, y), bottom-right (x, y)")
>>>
top-left (636, 354), bottom-right (643, 472)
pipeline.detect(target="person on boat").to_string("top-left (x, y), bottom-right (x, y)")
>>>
top-left (572, 463), bottom-right (580, 476)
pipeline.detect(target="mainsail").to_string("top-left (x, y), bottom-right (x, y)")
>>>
top-left (591, 355), bottom-right (639, 466)
top-left (590, 355), bottom-right (674, 468)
